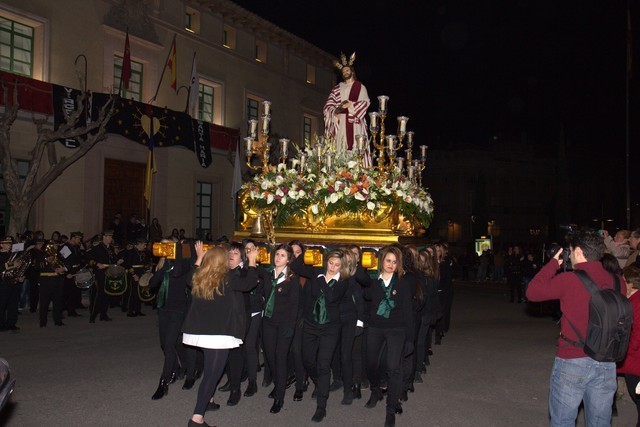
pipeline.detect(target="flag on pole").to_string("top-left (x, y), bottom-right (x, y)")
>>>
top-left (144, 112), bottom-right (158, 210)
top-left (188, 53), bottom-right (199, 117)
top-left (231, 139), bottom-right (243, 217)
top-left (628, 6), bottom-right (633, 79)
top-left (167, 35), bottom-right (177, 92)
top-left (122, 29), bottom-right (131, 90)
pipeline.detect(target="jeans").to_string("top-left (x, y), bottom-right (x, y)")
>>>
top-left (549, 356), bottom-right (616, 427)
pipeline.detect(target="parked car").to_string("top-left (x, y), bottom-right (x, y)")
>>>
top-left (0, 357), bottom-right (15, 411)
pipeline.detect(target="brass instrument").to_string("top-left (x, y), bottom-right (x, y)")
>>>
top-left (1, 250), bottom-right (33, 284)
top-left (44, 241), bottom-right (66, 272)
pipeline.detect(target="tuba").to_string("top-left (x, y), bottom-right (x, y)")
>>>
top-left (1, 250), bottom-right (33, 285)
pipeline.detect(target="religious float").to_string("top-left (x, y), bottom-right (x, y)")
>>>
top-left (232, 95), bottom-right (435, 250)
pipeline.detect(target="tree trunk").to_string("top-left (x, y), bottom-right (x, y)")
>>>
top-left (6, 200), bottom-right (30, 238)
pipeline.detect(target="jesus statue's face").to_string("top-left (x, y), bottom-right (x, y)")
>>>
top-left (341, 66), bottom-right (353, 81)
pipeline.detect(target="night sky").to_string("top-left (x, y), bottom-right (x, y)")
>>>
top-left (233, 0), bottom-right (640, 225)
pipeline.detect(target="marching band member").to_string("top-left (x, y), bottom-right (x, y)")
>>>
top-left (123, 237), bottom-right (151, 317)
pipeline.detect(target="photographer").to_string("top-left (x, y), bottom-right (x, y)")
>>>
top-left (526, 229), bottom-right (624, 426)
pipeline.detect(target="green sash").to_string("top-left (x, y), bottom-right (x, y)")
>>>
top-left (313, 278), bottom-right (336, 324)
top-left (376, 274), bottom-right (397, 319)
top-left (264, 271), bottom-right (284, 318)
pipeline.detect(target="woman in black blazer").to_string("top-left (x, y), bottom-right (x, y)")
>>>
top-left (363, 245), bottom-right (414, 427)
top-left (183, 242), bottom-right (258, 427)
top-left (261, 243), bottom-right (300, 413)
top-left (291, 249), bottom-right (350, 423)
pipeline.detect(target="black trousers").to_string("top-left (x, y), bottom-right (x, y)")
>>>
top-left (367, 326), bottom-right (405, 415)
top-left (416, 314), bottom-right (432, 369)
top-left (0, 283), bottom-right (20, 329)
top-left (63, 276), bottom-right (81, 313)
top-left (28, 277), bottom-right (39, 312)
top-left (302, 319), bottom-right (341, 409)
top-left (624, 374), bottom-right (640, 427)
top-left (158, 308), bottom-right (188, 380)
top-left (401, 314), bottom-right (421, 390)
top-left (90, 276), bottom-right (109, 319)
top-left (39, 278), bottom-right (64, 326)
top-left (125, 276), bottom-right (142, 315)
top-left (262, 319), bottom-right (294, 401)
top-left (244, 313), bottom-right (262, 383)
top-left (352, 330), bottom-right (366, 385)
top-left (292, 319), bottom-right (307, 391)
top-left (330, 314), bottom-right (357, 392)
top-left (194, 348), bottom-right (229, 416)
top-left (226, 312), bottom-right (250, 391)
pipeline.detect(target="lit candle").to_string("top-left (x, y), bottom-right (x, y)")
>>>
top-left (397, 157), bottom-right (405, 171)
top-left (316, 144), bottom-right (322, 159)
top-left (262, 100), bottom-right (271, 116)
top-left (261, 115), bottom-right (270, 134)
top-left (369, 112), bottom-right (378, 129)
top-left (378, 95), bottom-right (389, 114)
top-left (355, 135), bottom-right (365, 151)
top-left (397, 116), bottom-right (408, 134)
top-left (279, 138), bottom-right (289, 157)
top-left (326, 153), bottom-right (332, 168)
top-left (249, 119), bottom-right (258, 137)
top-left (386, 135), bottom-right (396, 150)
top-left (300, 154), bottom-right (306, 171)
top-left (420, 145), bottom-right (428, 159)
top-left (408, 165), bottom-right (415, 180)
top-left (244, 136), bottom-right (254, 152)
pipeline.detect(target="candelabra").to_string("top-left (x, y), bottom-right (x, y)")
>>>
top-left (245, 101), bottom-right (272, 173)
top-left (369, 96), bottom-right (411, 176)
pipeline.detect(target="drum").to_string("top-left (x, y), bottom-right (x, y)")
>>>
top-left (104, 264), bottom-right (127, 296)
top-left (74, 268), bottom-right (95, 289)
top-left (138, 272), bottom-right (154, 288)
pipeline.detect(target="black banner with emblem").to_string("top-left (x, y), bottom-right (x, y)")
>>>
top-left (53, 84), bottom-right (91, 149)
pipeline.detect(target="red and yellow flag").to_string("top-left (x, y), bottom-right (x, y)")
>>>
top-left (167, 35), bottom-right (177, 92)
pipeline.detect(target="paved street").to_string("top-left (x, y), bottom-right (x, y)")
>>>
top-left (0, 283), bottom-right (636, 427)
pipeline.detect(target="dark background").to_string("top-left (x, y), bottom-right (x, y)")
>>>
top-left (234, 0), bottom-right (640, 229)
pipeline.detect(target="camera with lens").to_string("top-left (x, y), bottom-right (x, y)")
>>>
top-left (548, 243), bottom-right (570, 264)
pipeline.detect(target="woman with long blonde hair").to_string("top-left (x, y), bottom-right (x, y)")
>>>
top-left (183, 242), bottom-right (258, 427)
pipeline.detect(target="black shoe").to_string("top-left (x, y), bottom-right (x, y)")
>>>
top-left (99, 315), bottom-right (112, 322)
top-left (168, 372), bottom-right (177, 385)
top-left (89, 318), bottom-right (96, 323)
top-left (396, 402), bottom-right (403, 414)
top-left (293, 389), bottom-right (304, 401)
top-left (353, 384), bottom-right (362, 399)
top-left (364, 389), bottom-right (383, 408)
top-left (205, 400), bottom-right (220, 412)
top-left (219, 379), bottom-right (231, 392)
top-left (329, 379), bottom-right (343, 392)
top-left (127, 312), bottom-right (137, 317)
top-left (151, 378), bottom-right (168, 400)
top-left (262, 378), bottom-right (272, 388)
top-left (183, 378), bottom-right (196, 390)
top-left (7, 325), bottom-right (20, 331)
top-left (188, 419), bottom-right (212, 427)
top-left (268, 387), bottom-right (275, 399)
top-left (286, 374), bottom-right (296, 389)
top-left (244, 380), bottom-right (257, 397)
top-left (55, 322), bottom-right (65, 326)
top-left (67, 311), bottom-right (80, 317)
top-left (399, 390), bottom-right (408, 402)
top-left (227, 389), bottom-right (241, 406)
top-left (136, 311), bottom-right (146, 316)
top-left (311, 407), bottom-right (326, 422)
top-left (385, 412), bottom-right (396, 427)
top-left (341, 389), bottom-right (353, 405)
top-left (270, 400), bottom-right (283, 414)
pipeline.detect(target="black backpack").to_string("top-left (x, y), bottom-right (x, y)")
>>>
top-left (562, 270), bottom-right (633, 363)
